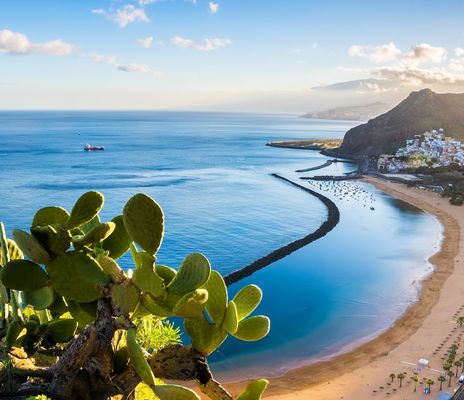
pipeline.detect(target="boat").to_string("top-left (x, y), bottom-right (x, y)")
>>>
top-left (84, 144), bottom-right (105, 151)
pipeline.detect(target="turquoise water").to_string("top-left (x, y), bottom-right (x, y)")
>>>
top-left (0, 111), bottom-right (441, 378)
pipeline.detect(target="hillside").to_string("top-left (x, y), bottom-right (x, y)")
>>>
top-left (301, 102), bottom-right (390, 121)
top-left (338, 89), bottom-right (464, 156)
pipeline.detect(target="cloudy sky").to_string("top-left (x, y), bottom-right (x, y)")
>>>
top-left (2, 0), bottom-right (464, 111)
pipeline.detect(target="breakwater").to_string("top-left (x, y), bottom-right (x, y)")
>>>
top-left (295, 160), bottom-right (333, 173)
top-left (224, 173), bottom-right (340, 286)
top-left (299, 174), bottom-right (362, 181)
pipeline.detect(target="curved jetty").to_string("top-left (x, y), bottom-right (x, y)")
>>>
top-left (295, 160), bottom-right (333, 173)
top-left (224, 174), bottom-right (340, 286)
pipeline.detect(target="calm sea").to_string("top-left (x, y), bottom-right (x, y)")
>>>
top-left (0, 111), bottom-right (441, 378)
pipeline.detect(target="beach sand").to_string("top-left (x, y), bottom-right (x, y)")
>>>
top-left (225, 177), bottom-right (463, 399)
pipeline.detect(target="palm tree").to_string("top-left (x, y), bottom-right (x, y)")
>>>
top-left (448, 370), bottom-right (455, 387)
top-left (455, 361), bottom-right (462, 377)
top-left (460, 357), bottom-right (464, 374)
top-left (389, 373), bottom-right (396, 383)
top-left (443, 362), bottom-right (451, 372)
top-left (426, 378), bottom-right (435, 392)
top-left (457, 316), bottom-right (464, 327)
top-left (438, 375), bottom-right (446, 391)
top-left (397, 373), bottom-right (406, 388)
top-left (411, 374), bottom-right (419, 392)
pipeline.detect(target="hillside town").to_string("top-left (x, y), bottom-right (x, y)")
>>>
top-left (377, 129), bottom-right (464, 173)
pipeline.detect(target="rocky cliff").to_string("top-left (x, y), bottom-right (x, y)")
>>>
top-left (338, 89), bottom-right (464, 156)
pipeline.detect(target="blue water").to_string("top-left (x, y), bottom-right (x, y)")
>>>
top-left (0, 111), bottom-right (441, 379)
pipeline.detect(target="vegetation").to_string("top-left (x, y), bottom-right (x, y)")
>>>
top-left (438, 375), bottom-right (446, 391)
top-left (426, 378), bottom-right (434, 392)
top-left (0, 191), bottom-right (270, 399)
top-left (396, 372), bottom-right (405, 388)
top-left (411, 374), bottom-right (419, 392)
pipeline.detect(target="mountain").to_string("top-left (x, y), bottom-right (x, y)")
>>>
top-left (301, 102), bottom-right (390, 121)
top-left (339, 89), bottom-right (464, 156)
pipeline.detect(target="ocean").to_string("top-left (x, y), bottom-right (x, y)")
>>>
top-left (0, 111), bottom-right (441, 378)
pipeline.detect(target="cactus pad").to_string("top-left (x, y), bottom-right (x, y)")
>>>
top-left (66, 191), bottom-right (104, 229)
top-left (184, 312), bottom-right (227, 356)
top-left (155, 265), bottom-right (177, 285)
top-left (222, 301), bottom-right (238, 334)
top-left (173, 289), bottom-right (208, 318)
top-left (12, 229), bottom-right (50, 265)
top-left (123, 193), bottom-right (164, 255)
top-left (203, 270), bottom-right (227, 326)
top-left (233, 284), bottom-right (262, 321)
top-left (132, 253), bottom-right (165, 298)
top-left (46, 252), bottom-right (110, 303)
top-left (237, 379), bottom-right (269, 400)
top-left (23, 285), bottom-right (55, 310)
top-left (1, 259), bottom-right (49, 291)
top-left (45, 318), bottom-right (78, 343)
top-left (96, 254), bottom-right (126, 284)
top-left (73, 222), bottom-right (115, 246)
top-left (30, 225), bottom-right (71, 256)
top-left (32, 206), bottom-right (70, 227)
top-left (167, 253), bottom-right (211, 295)
top-left (67, 301), bottom-right (97, 325)
top-left (127, 327), bottom-right (155, 386)
top-left (140, 294), bottom-right (172, 318)
top-left (0, 239), bottom-right (24, 265)
top-left (101, 215), bottom-right (132, 259)
top-left (111, 281), bottom-right (141, 314)
top-left (152, 384), bottom-right (200, 400)
top-left (232, 316), bottom-right (270, 342)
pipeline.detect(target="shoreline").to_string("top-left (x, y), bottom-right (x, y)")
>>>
top-left (224, 176), bottom-right (462, 399)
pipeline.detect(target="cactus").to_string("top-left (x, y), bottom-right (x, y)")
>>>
top-left (0, 192), bottom-right (270, 400)
top-left (123, 193), bottom-right (164, 255)
top-left (237, 380), bottom-right (269, 400)
top-left (30, 225), bottom-right (71, 256)
top-left (23, 285), bottom-right (55, 310)
top-left (184, 312), bottom-right (228, 356)
top-left (73, 222), bottom-right (115, 246)
top-left (46, 252), bottom-right (110, 303)
top-left (232, 316), bottom-right (270, 342)
top-left (173, 289), bottom-right (208, 318)
top-left (101, 215), bottom-right (132, 259)
top-left (222, 301), bottom-right (239, 334)
top-left (66, 191), bottom-right (104, 229)
top-left (127, 327), bottom-right (156, 386)
top-left (167, 253), bottom-right (211, 295)
top-left (45, 318), bottom-right (78, 343)
top-left (111, 281), bottom-right (141, 314)
top-left (12, 229), bottom-right (50, 264)
top-left (32, 206), bottom-right (70, 227)
top-left (152, 384), bottom-right (200, 400)
top-left (131, 252), bottom-right (166, 298)
top-left (155, 265), bottom-right (177, 285)
top-left (1, 259), bottom-right (49, 291)
top-left (233, 285), bottom-right (262, 321)
top-left (67, 301), bottom-right (97, 325)
top-left (203, 270), bottom-right (227, 325)
top-left (96, 254), bottom-right (126, 284)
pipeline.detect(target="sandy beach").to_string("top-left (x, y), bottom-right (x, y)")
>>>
top-left (226, 177), bottom-right (463, 399)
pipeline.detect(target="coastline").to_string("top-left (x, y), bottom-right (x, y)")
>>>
top-left (224, 177), bottom-right (462, 399)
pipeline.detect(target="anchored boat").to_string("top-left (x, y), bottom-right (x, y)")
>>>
top-left (84, 144), bottom-right (105, 151)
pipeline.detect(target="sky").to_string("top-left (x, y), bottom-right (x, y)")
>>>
top-left (2, 0), bottom-right (464, 111)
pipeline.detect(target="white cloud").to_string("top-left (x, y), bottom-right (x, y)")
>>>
top-left (185, 0), bottom-right (197, 3)
top-left (454, 47), bottom-right (464, 57)
top-left (138, 0), bottom-right (160, 4)
top-left (137, 36), bottom-right (154, 48)
top-left (348, 42), bottom-right (401, 63)
top-left (171, 36), bottom-right (231, 51)
top-left (404, 43), bottom-right (447, 65)
top-left (293, 48), bottom-right (301, 54)
top-left (0, 29), bottom-right (73, 55)
top-left (312, 43), bottom-right (318, 49)
top-left (97, 5), bottom-right (149, 28)
top-left (370, 66), bottom-right (464, 86)
top-left (118, 63), bottom-right (151, 73)
top-left (86, 52), bottom-right (160, 76)
top-left (208, 1), bottom-right (219, 14)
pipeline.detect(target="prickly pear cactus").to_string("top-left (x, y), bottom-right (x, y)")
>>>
top-left (0, 192), bottom-right (270, 400)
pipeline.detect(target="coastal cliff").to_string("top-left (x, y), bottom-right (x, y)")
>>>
top-left (338, 88), bottom-right (464, 156)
